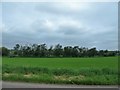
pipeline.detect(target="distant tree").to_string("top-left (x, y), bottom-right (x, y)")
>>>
top-left (9, 43), bottom-right (118, 57)
top-left (48, 45), bottom-right (54, 57)
top-left (63, 46), bottom-right (73, 57)
top-left (80, 47), bottom-right (88, 57)
top-left (87, 47), bottom-right (97, 57)
top-left (104, 50), bottom-right (108, 56)
top-left (72, 46), bottom-right (80, 57)
top-left (9, 49), bottom-right (16, 57)
top-left (14, 44), bottom-right (20, 56)
top-left (54, 44), bottom-right (63, 57)
top-left (98, 50), bottom-right (104, 56)
top-left (31, 44), bottom-right (38, 56)
top-left (1, 47), bottom-right (9, 56)
top-left (39, 44), bottom-right (47, 57)
top-left (78, 47), bottom-right (83, 57)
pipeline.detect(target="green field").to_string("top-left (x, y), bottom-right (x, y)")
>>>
top-left (2, 57), bottom-right (118, 85)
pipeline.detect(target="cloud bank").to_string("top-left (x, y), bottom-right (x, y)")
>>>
top-left (1, 2), bottom-right (118, 50)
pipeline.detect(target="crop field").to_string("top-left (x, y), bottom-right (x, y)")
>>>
top-left (2, 57), bottom-right (118, 85)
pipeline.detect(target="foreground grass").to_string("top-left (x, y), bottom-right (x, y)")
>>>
top-left (2, 57), bottom-right (118, 85)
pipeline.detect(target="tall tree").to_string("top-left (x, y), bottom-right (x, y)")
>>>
top-left (72, 46), bottom-right (80, 57)
top-left (14, 44), bottom-right (20, 56)
top-left (1, 47), bottom-right (9, 56)
top-left (63, 46), bottom-right (73, 57)
top-left (48, 45), bottom-right (54, 57)
top-left (87, 47), bottom-right (97, 57)
top-left (39, 44), bottom-right (47, 57)
top-left (54, 44), bottom-right (63, 57)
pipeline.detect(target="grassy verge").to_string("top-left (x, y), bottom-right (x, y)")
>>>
top-left (2, 57), bottom-right (118, 85)
top-left (2, 66), bottom-right (118, 85)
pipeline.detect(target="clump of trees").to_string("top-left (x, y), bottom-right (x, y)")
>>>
top-left (0, 43), bottom-right (119, 57)
top-left (0, 47), bottom-right (10, 56)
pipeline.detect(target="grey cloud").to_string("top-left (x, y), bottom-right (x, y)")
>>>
top-left (35, 2), bottom-right (79, 15)
top-left (57, 25), bottom-right (84, 35)
top-left (2, 2), bottom-right (118, 50)
top-left (31, 20), bottom-right (48, 33)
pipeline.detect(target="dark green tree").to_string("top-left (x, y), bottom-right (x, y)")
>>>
top-left (63, 46), bottom-right (73, 57)
top-left (1, 47), bottom-right (9, 56)
top-left (54, 44), bottom-right (63, 57)
top-left (14, 44), bottom-right (20, 56)
top-left (87, 47), bottom-right (97, 57)
top-left (72, 46), bottom-right (80, 57)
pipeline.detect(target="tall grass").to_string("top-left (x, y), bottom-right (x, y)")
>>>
top-left (2, 65), bottom-right (118, 76)
top-left (2, 66), bottom-right (118, 85)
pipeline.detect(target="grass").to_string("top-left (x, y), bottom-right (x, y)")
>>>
top-left (2, 56), bottom-right (118, 85)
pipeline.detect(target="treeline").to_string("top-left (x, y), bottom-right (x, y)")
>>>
top-left (0, 44), bottom-right (119, 57)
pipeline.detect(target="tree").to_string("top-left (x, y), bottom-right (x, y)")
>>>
top-left (72, 46), bottom-right (80, 57)
top-left (14, 44), bottom-right (20, 56)
top-left (48, 45), bottom-right (54, 57)
top-left (98, 50), bottom-right (104, 56)
top-left (80, 47), bottom-right (88, 57)
top-left (54, 44), bottom-right (63, 57)
top-left (1, 47), bottom-right (9, 56)
top-left (63, 46), bottom-right (73, 57)
top-left (39, 44), bottom-right (47, 57)
top-left (9, 43), bottom-right (118, 57)
top-left (87, 47), bottom-right (97, 57)
top-left (104, 50), bottom-right (108, 56)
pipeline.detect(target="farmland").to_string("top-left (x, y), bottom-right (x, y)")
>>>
top-left (2, 57), bottom-right (118, 85)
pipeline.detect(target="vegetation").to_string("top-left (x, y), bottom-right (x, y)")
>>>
top-left (0, 47), bottom-right (9, 56)
top-left (0, 44), bottom-right (119, 57)
top-left (2, 57), bottom-right (118, 85)
top-left (1, 44), bottom-right (118, 85)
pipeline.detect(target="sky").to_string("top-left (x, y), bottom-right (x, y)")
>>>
top-left (1, 2), bottom-right (118, 50)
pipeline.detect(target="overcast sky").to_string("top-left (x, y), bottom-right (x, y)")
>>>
top-left (1, 2), bottom-right (118, 50)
